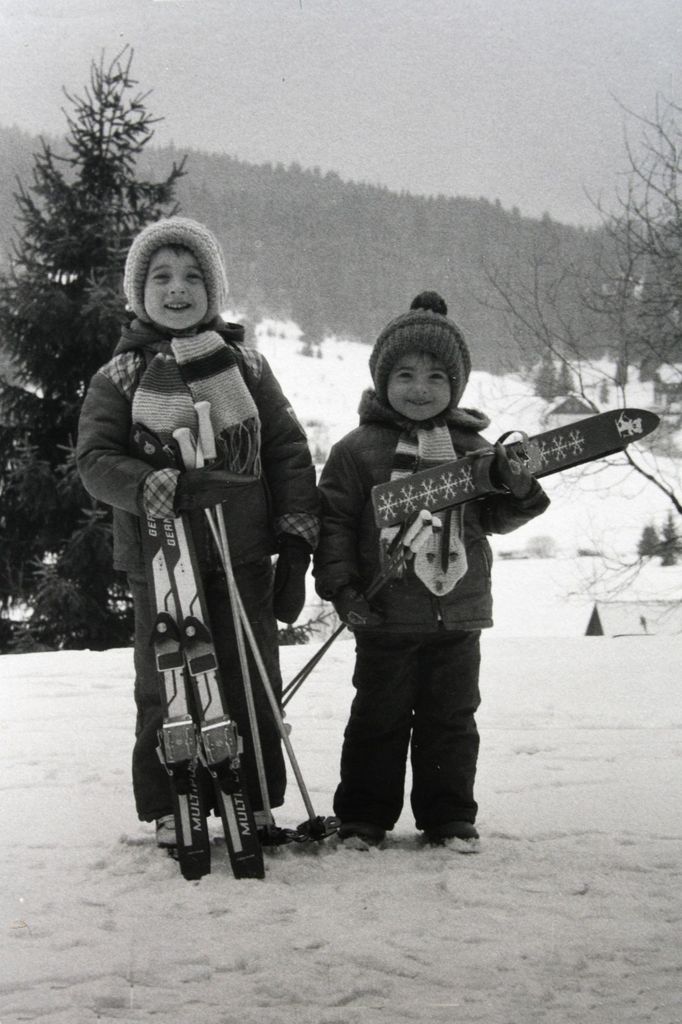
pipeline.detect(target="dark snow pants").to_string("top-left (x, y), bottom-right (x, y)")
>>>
top-left (334, 628), bottom-right (481, 832)
top-left (128, 557), bottom-right (286, 822)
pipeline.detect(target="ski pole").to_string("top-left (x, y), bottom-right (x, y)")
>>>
top-left (208, 520), bottom-right (321, 825)
top-left (193, 402), bottom-right (328, 832)
top-left (281, 623), bottom-right (345, 708)
top-left (281, 524), bottom-right (416, 706)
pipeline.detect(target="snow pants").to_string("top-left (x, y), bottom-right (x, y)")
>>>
top-left (128, 557), bottom-right (286, 822)
top-left (334, 628), bottom-right (481, 832)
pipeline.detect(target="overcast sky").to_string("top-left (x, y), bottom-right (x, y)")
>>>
top-left (1, 0), bottom-right (680, 225)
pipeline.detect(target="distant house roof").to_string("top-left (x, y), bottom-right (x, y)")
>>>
top-left (546, 396), bottom-right (594, 418)
top-left (586, 600), bottom-right (682, 636)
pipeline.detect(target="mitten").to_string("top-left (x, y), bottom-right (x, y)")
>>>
top-left (273, 536), bottom-right (312, 623)
top-left (491, 442), bottom-right (534, 499)
top-left (332, 585), bottom-right (384, 629)
top-left (173, 466), bottom-right (257, 513)
top-left (140, 467), bottom-right (179, 519)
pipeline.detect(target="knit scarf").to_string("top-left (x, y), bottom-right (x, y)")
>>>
top-left (131, 330), bottom-right (261, 475)
top-left (380, 422), bottom-right (468, 595)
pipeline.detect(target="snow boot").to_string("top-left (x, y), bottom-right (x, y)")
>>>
top-left (424, 820), bottom-right (480, 854)
top-left (155, 814), bottom-right (177, 849)
top-left (338, 821), bottom-right (386, 850)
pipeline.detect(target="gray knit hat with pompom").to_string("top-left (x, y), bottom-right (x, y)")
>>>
top-left (123, 216), bottom-right (229, 324)
top-left (369, 291), bottom-right (471, 407)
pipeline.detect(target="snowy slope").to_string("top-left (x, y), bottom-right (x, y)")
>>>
top-left (2, 627), bottom-right (681, 1023)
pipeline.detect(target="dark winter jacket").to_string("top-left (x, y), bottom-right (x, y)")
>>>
top-left (76, 318), bottom-right (319, 573)
top-left (314, 390), bottom-right (549, 632)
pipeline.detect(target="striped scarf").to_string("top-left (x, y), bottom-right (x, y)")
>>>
top-left (381, 422), bottom-right (468, 595)
top-left (131, 330), bottom-right (261, 476)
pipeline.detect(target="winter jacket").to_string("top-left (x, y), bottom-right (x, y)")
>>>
top-left (314, 390), bottom-right (549, 632)
top-left (76, 318), bottom-right (319, 573)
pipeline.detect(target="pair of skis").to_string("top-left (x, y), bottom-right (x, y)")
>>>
top-left (141, 494), bottom-right (261, 880)
top-left (135, 402), bottom-right (335, 881)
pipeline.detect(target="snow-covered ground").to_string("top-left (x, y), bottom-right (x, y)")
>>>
top-left (2, 326), bottom-right (680, 1021)
top-left (2, 589), bottom-right (681, 1023)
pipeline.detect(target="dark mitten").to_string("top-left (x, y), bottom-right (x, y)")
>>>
top-left (491, 442), bottom-right (534, 499)
top-left (174, 467), bottom-right (257, 513)
top-left (273, 537), bottom-right (312, 623)
top-left (332, 585), bottom-right (384, 629)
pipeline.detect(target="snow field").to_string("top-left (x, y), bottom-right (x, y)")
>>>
top-left (1, 626), bottom-right (681, 1023)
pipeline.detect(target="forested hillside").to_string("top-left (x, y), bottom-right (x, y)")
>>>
top-left (0, 124), bottom-right (606, 371)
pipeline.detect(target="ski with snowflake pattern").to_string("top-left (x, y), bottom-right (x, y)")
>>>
top-left (371, 408), bottom-right (659, 528)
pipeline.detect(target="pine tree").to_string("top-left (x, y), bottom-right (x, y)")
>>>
top-left (659, 512), bottom-right (680, 567)
top-left (637, 523), bottom-right (660, 559)
top-left (534, 353), bottom-right (559, 401)
top-left (0, 47), bottom-right (185, 650)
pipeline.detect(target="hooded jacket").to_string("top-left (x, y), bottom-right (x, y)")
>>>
top-left (76, 319), bottom-right (319, 573)
top-left (314, 390), bottom-right (549, 632)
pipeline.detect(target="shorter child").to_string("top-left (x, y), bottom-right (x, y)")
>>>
top-left (77, 217), bottom-right (319, 845)
top-left (314, 292), bottom-right (549, 851)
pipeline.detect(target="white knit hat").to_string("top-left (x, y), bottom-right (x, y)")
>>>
top-left (123, 216), bottom-right (229, 323)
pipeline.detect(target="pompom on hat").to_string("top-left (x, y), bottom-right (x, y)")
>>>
top-left (123, 216), bottom-right (229, 324)
top-left (369, 291), bottom-right (471, 409)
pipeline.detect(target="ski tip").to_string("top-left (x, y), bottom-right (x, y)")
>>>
top-left (615, 408), bottom-right (660, 441)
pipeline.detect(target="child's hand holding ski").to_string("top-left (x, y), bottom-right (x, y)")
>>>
top-left (491, 442), bottom-right (534, 498)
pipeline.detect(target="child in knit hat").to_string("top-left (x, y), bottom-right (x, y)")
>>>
top-left (77, 216), bottom-right (319, 848)
top-left (314, 291), bottom-right (549, 851)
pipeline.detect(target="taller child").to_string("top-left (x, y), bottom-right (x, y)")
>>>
top-left (314, 292), bottom-right (549, 851)
top-left (77, 217), bottom-right (319, 845)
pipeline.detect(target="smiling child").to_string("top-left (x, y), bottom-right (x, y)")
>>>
top-left (77, 217), bottom-right (319, 852)
top-left (314, 291), bottom-right (550, 851)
